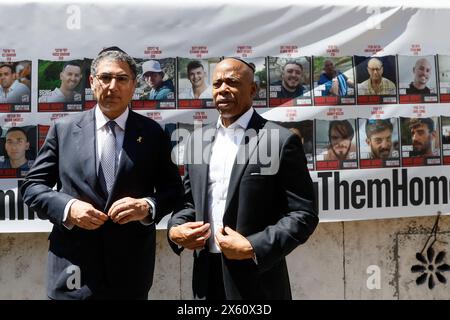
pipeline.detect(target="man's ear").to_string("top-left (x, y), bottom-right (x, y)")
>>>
top-left (89, 74), bottom-right (94, 89)
top-left (250, 82), bottom-right (257, 97)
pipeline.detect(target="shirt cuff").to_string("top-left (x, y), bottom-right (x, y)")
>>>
top-left (62, 199), bottom-right (77, 230)
top-left (140, 198), bottom-right (156, 226)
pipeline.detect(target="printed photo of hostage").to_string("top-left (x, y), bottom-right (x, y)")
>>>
top-left (441, 116), bottom-right (450, 165)
top-left (0, 126), bottom-right (36, 178)
top-left (315, 119), bottom-right (358, 170)
top-left (437, 55), bottom-right (450, 103)
top-left (355, 56), bottom-right (397, 104)
top-left (313, 56), bottom-right (355, 106)
top-left (177, 58), bottom-right (219, 108)
top-left (38, 60), bottom-right (84, 112)
top-left (358, 118), bottom-right (400, 169)
top-left (400, 117), bottom-right (441, 167)
top-left (0, 62), bottom-right (31, 112)
top-left (269, 57), bottom-right (312, 107)
top-left (132, 58), bottom-right (176, 109)
top-left (275, 120), bottom-right (314, 170)
top-left (240, 57), bottom-right (267, 107)
top-left (398, 55), bottom-right (438, 104)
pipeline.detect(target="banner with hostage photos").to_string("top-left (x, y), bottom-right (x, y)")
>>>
top-left (2, 1), bottom-right (450, 232)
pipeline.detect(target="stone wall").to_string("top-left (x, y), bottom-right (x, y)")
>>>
top-left (1, 216), bottom-right (449, 299)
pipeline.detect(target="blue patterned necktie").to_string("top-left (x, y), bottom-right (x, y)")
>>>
top-left (100, 120), bottom-right (117, 195)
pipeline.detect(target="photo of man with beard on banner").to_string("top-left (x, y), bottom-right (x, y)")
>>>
top-left (269, 57), bottom-right (312, 107)
top-left (315, 119), bottom-right (358, 170)
top-left (400, 116), bottom-right (441, 166)
top-left (358, 118), bottom-right (400, 169)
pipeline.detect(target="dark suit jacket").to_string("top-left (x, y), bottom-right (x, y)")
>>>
top-left (168, 111), bottom-right (318, 300)
top-left (21, 108), bottom-right (183, 300)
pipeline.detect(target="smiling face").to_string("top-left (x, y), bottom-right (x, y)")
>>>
top-left (60, 65), bottom-right (82, 91)
top-left (188, 66), bottom-right (206, 89)
top-left (413, 58), bottom-right (431, 88)
top-left (212, 59), bottom-right (256, 127)
top-left (90, 59), bottom-right (136, 119)
top-left (281, 63), bottom-right (302, 91)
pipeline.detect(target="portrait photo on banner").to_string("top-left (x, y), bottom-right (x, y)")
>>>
top-left (0, 61), bottom-right (32, 112)
top-left (0, 125), bottom-right (37, 178)
top-left (268, 56), bottom-right (312, 107)
top-left (354, 55), bottom-right (398, 105)
top-left (358, 118), bottom-right (400, 169)
top-left (400, 116), bottom-right (441, 167)
top-left (132, 57), bottom-right (176, 110)
top-left (398, 55), bottom-right (438, 104)
top-left (315, 118), bottom-right (358, 170)
top-left (177, 57), bottom-right (219, 109)
top-left (312, 56), bottom-right (355, 106)
top-left (37, 59), bottom-right (85, 112)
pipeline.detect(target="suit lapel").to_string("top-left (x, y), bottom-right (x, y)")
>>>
top-left (74, 109), bottom-right (97, 189)
top-left (72, 108), bottom-right (105, 208)
top-left (223, 112), bottom-right (267, 218)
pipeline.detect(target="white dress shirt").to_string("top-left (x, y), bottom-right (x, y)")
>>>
top-left (207, 107), bottom-right (254, 253)
top-left (63, 106), bottom-right (154, 228)
top-left (179, 84), bottom-right (213, 99)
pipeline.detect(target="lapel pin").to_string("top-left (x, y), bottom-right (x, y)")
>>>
top-left (137, 136), bottom-right (143, 143)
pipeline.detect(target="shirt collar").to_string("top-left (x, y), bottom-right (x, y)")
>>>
top-left (216, 107), bottom-right (254, 130)
top-left (95, 105), bottom-right (129, 131)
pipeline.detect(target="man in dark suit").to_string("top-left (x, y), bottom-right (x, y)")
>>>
top-left (168, 58), bottom-right (318, 300)
top-left (21, 47), bottom-right (183, 300)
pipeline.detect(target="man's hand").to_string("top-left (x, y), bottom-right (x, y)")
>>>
top-left (330, 78), bottom-right (340, 96)
top-left (68, 200), bottom-right (108, 230)
top-left (215, 226), bottom-right (254, 260)
top-left (108, 197), bottom-right (151, 224)
top-left (169, 222), bottom-right (211, 250)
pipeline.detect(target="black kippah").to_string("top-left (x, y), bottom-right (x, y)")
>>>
top-left (98, 46), bottom-right (127, 55)
top-left (223, 57), bottom-right (255, 73)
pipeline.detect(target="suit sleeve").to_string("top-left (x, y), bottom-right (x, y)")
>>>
top-left (149, 127), bottom-right (184, 224)
top-left (20, 122), bottom-right (74, 227)
top-left (167, 133), bottom-right (197, 255)
top-left (246, 133), bottom-right (318, 273)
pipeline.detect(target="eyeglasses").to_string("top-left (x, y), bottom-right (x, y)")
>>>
top-left (368, 67), bottom-right (382, 72)
top-left (94, 73), bottom-right (133, 86)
